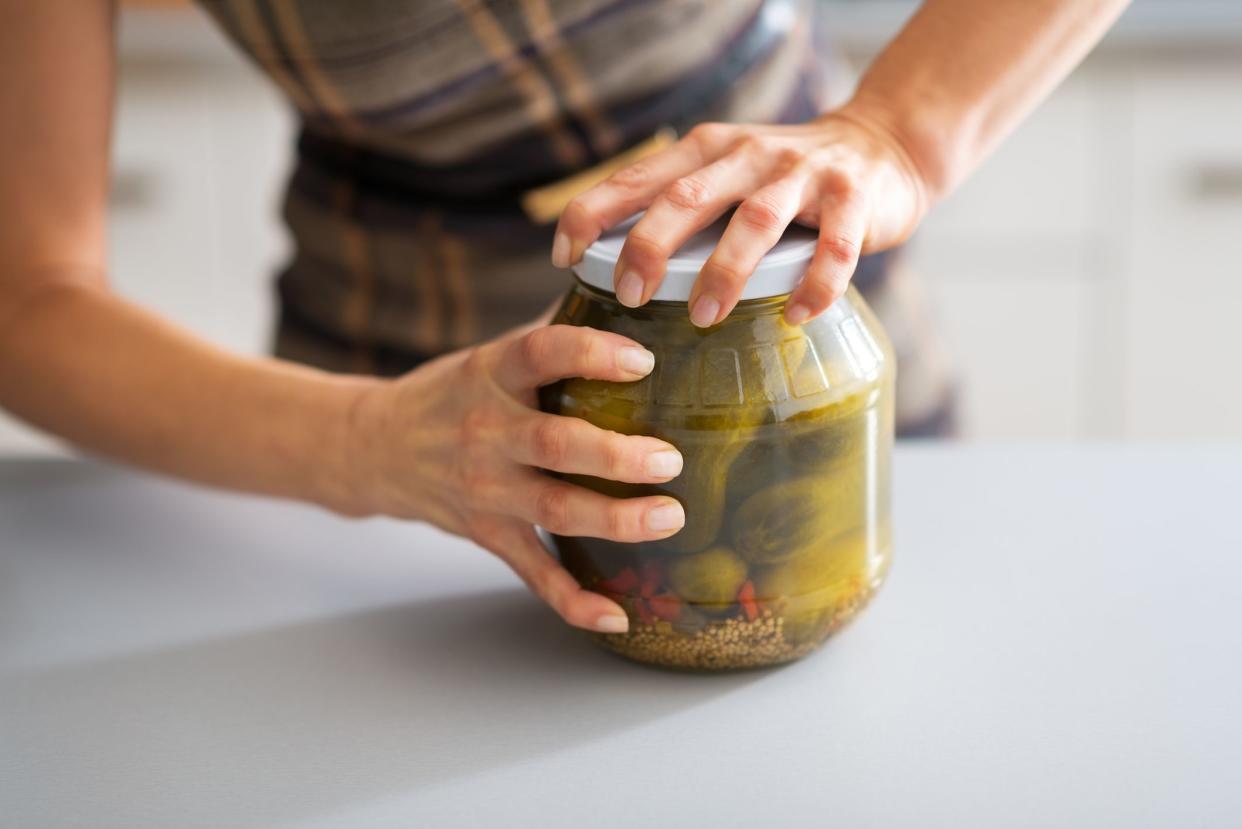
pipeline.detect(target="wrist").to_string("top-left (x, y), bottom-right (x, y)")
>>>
top-left (327, 348), bottom-right (471, 523)
top-left (832, 92), bottom-right (953, 209)
top-left (315, 373), bottom-right (389, 518)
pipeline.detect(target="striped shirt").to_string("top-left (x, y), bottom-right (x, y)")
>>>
top-left (196, 0), bottom-right (957, 435)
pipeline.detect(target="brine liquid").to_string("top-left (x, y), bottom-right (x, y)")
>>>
top-left (541, 282), bottom-right (895, 670)
top-left (551, 392), bottom-right (891, 670)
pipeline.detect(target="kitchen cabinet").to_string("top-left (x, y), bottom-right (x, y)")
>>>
top-left (1123, 65), bottom-right (1242, 439)
top-left (911, 76), bottom-right (1109, 438)
top-left (928, 276), bottom-right (1099, 439)
top-left (902, 57), bottom-right (1242, 440)
top-left (107, 61), bottom-right (291, 354)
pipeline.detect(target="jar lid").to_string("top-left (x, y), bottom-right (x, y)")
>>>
top-left (573, 211), bottom-right (818, 302)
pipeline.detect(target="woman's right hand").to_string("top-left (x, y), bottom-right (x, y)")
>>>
top-left (344, 320), bottom-right (686, 634)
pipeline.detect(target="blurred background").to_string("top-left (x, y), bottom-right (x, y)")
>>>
top-left (1, 0), bottom-right (1238, 454)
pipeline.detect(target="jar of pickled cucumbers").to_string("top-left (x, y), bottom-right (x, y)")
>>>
top-left (540, 215), bottom-right (894, 670)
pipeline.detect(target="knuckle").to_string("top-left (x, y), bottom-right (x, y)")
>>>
top-left (735, 195), bottom-right (787, 234)
top-left (457, 438), bottom-right (496, 496)
top-left (534, 484), bottom-right (573, 534)
top-left (819, 231), bottom-right (861, 265)
top-left (821, 167), bottom-right (859, 199)
top-left (703, 257), bottom-right (745, 288)
top-left (663, 175), bottom-right (711, 211)
top-left (602, 434), bottom-right (629, 479)
top-left (687, 121), bottom-right (727, 147)
top-left (623, 228), bottom-right (664, 260)
top-left (532, 418), bottom-right (568, 469)
top-left (459, 460), bottom-right (488, 494)
top-left (519, 327), bottom-right (553, 370)
top-left (775, 147), bottom-right (807, 170)
top-left (560, 195), bottom-right (597, 231)
top-left (578, 332), bottom-right (603, 372)
top-left (607, 161), bottom-right (653, 192)
top-left (733, 134), bottom-right (771, 158)
top-left (730, 135), bottom-right (757, 155)
top-left (461, 346), bottom-right (489, 381)
top-left (604, 503), bottom-right (628, 540)
top-left (460, 409), bottom-right (491, 447)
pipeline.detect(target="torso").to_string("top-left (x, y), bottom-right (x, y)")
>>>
top-left (199, 0), bottom-right (817, 183)
top-left (194, 1), bottom-right (958, 435)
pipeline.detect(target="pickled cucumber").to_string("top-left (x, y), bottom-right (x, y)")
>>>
top-left (782, 389), bottom-right (873, 475)
top-left (731, 472), bottom-right (865, 565)
top-left (753, 533), bottom-right (870, 644)
top-left (648, 341), bottom-right (769, 555)
top-left (667, 546), bottom-right (749, 606)
top-left (752, 532), bottom-right (869, 604)
top-left (651, 429), bottom-right (747, 554)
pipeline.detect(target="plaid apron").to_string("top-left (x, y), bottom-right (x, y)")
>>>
top-left (198, 0), bottom-right (957, 436)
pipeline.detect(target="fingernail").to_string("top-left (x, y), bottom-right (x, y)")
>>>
top-left (785, 303), bottom-right (810, 326)
top-left (690, 295), bottom-right (720, 328)
top-left (617, 346), bottom-right (655, 376)
top-left (551, 232), bottom-right (571, 268)
top-left (644, 450), bottom-right (683, 479)
top-left (595, 614), bottom-right (629, 634)
top-left (647, 501), bottom-right (685, 532)
top-left (616, 271), bottom-right (644, 308)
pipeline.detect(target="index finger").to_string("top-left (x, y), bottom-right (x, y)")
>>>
top-left (496, 324), bottom-right (655, 393)
top-left (553, 137), bottom-right (708, 268)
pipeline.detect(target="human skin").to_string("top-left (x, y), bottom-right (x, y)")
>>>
top-left (0, 0), bottom-right (1126, 633)
top-left (553, 0), bottom-right (1130, 328)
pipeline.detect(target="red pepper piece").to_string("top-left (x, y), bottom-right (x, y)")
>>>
top-left (597, 567), bottom-right (639, 595)
top-left (737, 579), bottom-right (759, 622)
top-left (638, 560), bottom-right (664, 598)
top-left (648, 591), bottom-right (683, 622)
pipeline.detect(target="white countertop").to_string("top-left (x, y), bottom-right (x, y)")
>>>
top-left (3, 445), bottom-right (1241, 828)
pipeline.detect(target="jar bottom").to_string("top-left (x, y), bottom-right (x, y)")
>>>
top-left (587, 568), bottom-right (889, 672)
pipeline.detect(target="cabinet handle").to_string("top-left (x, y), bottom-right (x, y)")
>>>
top-left (1189, 163), bottom-right (1242, 201)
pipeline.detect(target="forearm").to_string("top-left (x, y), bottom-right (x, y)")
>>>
top-left (840, 0), bottom-right (1129, 201)
top-left (0, 270), bottom-right (378, 515)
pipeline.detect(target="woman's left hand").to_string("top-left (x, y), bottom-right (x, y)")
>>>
top-left (551, 108), bottom-right (931, 327)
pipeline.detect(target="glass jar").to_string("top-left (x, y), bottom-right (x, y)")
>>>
top-left (540, 216), bottom-right (894, 670)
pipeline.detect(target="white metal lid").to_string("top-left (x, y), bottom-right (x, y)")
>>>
top-left (573, 211), bottom-right (818, 302)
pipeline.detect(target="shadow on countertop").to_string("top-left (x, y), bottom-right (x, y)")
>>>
top-left (2, 588), bottom-right (770, 827)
